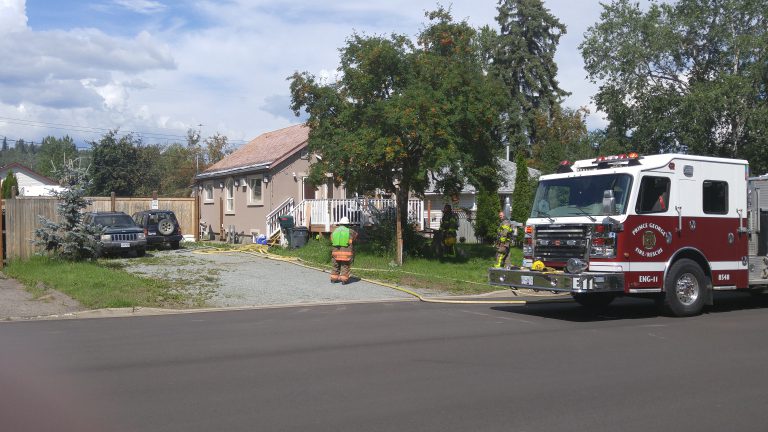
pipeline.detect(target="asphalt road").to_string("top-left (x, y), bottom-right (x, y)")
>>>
top-left (1, 294), bottom-right (767, 432)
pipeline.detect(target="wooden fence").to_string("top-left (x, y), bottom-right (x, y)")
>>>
top-left (4, 196), bottom-right (196, 261)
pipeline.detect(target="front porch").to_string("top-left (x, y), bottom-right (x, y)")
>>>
top-left (266, 198), bottom-right (425, 239)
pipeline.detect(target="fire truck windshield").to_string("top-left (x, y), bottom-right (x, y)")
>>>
top-left (531, 173), bottom-right (633, 218)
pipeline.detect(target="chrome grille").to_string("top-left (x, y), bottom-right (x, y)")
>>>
top-left (534, 224), bottom-right (589, 261)
top-left (111, 233), bottom-right (138, 241)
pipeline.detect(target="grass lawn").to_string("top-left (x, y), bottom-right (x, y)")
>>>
top-left (270, 237), bottom-right (523, 295)
top-left (3, 256), bottom-right (186, 309)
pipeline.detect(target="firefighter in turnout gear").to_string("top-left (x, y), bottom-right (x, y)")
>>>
top-left (494, 211), bottom-right (515, 268)
top-left (330, 216), bottom-right (358, 284)
top-left (440, 204), bottom-right (459, 257)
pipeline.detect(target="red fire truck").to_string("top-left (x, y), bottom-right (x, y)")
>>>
top-left (488, 153), bottom-right (768, 316)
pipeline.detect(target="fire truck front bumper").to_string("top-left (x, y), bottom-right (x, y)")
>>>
top-left (488, 268), bottom-right (625, 293)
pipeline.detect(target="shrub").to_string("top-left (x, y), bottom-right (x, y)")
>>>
top-left (34, 159), bottom-right (100, 261)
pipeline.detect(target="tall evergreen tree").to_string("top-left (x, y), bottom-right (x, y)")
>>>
top-left (1, 170), bottom-right (18, 198)
top-left (2, 137), bottom-right (8, 151)
top-left (475, 188), bottom-right (502, 243)
top-left (492, 0), bottom-right (570, 158)
top-left (511, 152), bottom-right (532, 233)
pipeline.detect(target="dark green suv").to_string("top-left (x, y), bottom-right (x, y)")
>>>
top-left (132, 210), bottom-right (183, 250)
top-left (83, 211), bottom-right (147, 257)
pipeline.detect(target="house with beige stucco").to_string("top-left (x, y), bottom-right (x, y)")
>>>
top-left (195, 124), bottom-right (350, 241)
top-left (195, 124), bottom-right (534, 244)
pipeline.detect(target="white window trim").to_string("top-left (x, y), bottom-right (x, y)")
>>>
top-left (204, 182), bottom-right (214, 203)
top-left (225, 178), bottom-right (235, 214)
top-left (247, 175), bottom-right (264, 206)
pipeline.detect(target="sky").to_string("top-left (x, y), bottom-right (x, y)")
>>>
top-left (0, 0), bottom-right (613, 150)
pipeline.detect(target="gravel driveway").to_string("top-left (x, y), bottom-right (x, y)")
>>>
top-left (121, 248), bottom-right (424, 308)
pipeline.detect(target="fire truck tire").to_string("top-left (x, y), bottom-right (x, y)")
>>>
top-left (660, 259), bottom-right (707, 317)
top-left (572, 292), bottom-right (615, 310)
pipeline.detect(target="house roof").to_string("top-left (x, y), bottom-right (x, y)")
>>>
top-left (425, 158), bottom-right (541, 195)
top-left (0, 162), bottom-right (59, 185)
top-left (196, 124), bottom-right (309, 179)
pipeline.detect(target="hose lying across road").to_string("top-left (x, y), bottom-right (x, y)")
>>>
top-left (191, 244), bottom-right (571, 306)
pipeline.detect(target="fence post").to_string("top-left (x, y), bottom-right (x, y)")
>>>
top-left (194, 193), bottom-right (200, 241)
top-left (0, 195), bottom-right (3, 269)
top-left (110, 192), bottom-right (116, 211)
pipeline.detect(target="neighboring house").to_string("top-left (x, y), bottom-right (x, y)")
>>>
top-left (0, 162), bottom-right (65, 196)
top-left (194, 124), bottom-right (347, 240)
top-left (423, 159), bottom-right (541, 241)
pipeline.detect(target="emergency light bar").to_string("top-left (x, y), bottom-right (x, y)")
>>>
top-left (592, 152), bottom-right (641, 167)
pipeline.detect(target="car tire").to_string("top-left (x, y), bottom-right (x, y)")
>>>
top-left (136, 248), bottom-right (146, 257)
top-left (158, 219), bottom-right (175, 235)
top-left (660, 258), bottom-right (708, 317)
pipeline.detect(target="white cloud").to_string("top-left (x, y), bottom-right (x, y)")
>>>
top-left (113, 0), bottom-right (166, 14)
top-left (0, 0), bottom-right (616, 147)
top-left (0, 0), bottom-right (26, 34)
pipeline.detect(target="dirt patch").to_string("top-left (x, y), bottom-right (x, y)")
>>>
top-left (0, 274), bottom-right (83, 320)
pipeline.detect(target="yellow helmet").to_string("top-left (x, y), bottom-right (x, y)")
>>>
top-left (531, 260), bottom-right (545, 271)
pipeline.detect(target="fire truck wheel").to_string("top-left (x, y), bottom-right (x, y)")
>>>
top-left (572, 292), bottom-right (615, 310)
top-left (661, 258), bottom-right (707, 317)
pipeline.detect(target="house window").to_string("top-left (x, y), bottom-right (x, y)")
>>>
top-left (248, 176), bottom-right (263, 205)
top-left (225, 178), bottom-right (235, 213)
top-left (204, 183), bottom-right (214, 202)
top-left (703, 180), bottom-right (728, 214)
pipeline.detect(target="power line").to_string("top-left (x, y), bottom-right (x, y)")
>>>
top-left (0, 115), bottom-right (249, 144)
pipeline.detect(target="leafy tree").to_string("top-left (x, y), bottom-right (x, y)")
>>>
top-left (581, 0), bottom-right (768, 172)
top-left (36, 136), bottom-right (78, 178)
top-left (531, 106), bottom-right (594, 174)
top-left (34, 158), bottom-right (100, 260)
top-left (511, 152), bottom-right (532, 233)
top-left (186, 128), bottom-right (205, 172)
top-left (204, 133), bottom-right (231, 166)
top-left (134, 144), bottom-right (164, 197)
top-left (290, 8), bottom-right (505, 264)
top-left (491, 0), bottom-right (570, 157)
top-left (159, 143), bottom-right (197, 196)
top-left (16, 138), bottom-right (26, 153)
top-left (589, 129), bottom-right (631, 158)
top-left (88, 130), bottom-right (142, 196)
top-left (1, 170), bottom-right (18, 198)
top-left (474, 188), bottom-right (502, 242)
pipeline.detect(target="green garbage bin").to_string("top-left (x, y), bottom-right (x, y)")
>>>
top-left (278, 215), bottom-right (295, 246)
top-left (278, 215), bottom-right (294, 229)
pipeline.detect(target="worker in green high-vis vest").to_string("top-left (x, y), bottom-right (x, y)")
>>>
top-left (330, 216), bottom-right (358, 284)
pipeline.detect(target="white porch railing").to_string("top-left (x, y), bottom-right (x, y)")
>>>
top-left (266, 197), bottom-right (295, 238)
top-left (288, 198), bottom-right (424, 231)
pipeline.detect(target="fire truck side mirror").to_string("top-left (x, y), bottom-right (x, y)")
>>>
top-left (602, 189), bottom-right (616, 215)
